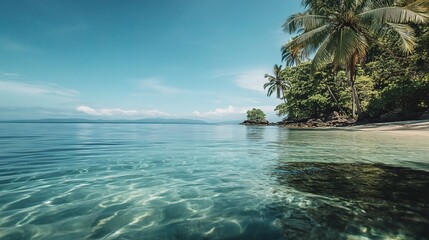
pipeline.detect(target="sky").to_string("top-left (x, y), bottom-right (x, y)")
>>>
top-left (0, 0), bottom-right (303, 122)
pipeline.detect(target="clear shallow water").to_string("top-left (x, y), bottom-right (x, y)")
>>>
top-left (0, 123), bottom-right (428, 240)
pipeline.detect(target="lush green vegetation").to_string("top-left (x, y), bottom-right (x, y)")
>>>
top-left (246, 108), bottom-right (267, 122)
top-left (267, 0), bottom-right (429, 122)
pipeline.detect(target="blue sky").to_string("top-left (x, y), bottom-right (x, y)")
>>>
top-left (0, 0), bottom-right (302, 122)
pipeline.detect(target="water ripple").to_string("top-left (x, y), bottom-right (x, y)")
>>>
top-left (0, 123), bottom-right (428, 239)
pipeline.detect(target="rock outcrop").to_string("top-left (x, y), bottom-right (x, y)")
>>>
top-left (240, 119), bottom-right (270, 126)
top-left (279, 111), bottom-right (355, 128)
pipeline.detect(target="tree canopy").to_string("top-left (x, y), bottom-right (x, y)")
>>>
top-left (281, 0), bottom-right (429, 118)
top-left (246, 108), bottom-right (267, 122)
top-left (264, 0), bottom-right (429, 123)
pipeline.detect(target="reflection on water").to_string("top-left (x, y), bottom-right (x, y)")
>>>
top-left (272, 162), bottom-right (429, 239)
top-left (245, 126), bottom-right (266, 141)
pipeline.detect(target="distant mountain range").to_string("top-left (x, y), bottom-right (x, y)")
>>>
top-left (0, 118), bottom-right (209, 124)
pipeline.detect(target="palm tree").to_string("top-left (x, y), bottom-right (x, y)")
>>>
top-left (282, 0), bottom-right (429, 118)
top-left (263, 64), bottom-right (289, 104)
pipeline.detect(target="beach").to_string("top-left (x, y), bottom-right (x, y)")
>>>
top-left (340, 120), bottom-right (429, 136)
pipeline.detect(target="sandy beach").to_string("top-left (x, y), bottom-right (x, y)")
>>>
top-left (339, 120), bottom-right (429, 136)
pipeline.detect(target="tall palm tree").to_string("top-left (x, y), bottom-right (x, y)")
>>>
top-left (282, 0), bottom-right (429, 118)
top-left (263, 64), bottom-right (289, 104)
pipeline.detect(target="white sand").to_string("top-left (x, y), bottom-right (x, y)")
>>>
top-left (339, 120), bottom-right (429, 137)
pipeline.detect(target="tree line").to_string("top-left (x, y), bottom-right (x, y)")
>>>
top-left (264, 0), bottom-right (429, 122)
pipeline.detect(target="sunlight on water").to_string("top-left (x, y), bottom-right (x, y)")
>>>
top-left (0, 123), bottom-right (428, 239)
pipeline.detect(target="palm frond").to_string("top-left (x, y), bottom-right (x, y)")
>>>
top-left (283, 13), bottom-right (329, 33)
top-left (363, 17), bottom-right (417, 54)
top-left (405, 0), bottom-right (429, 13)
top-left (301, 0), bottom-right (338, 13)
top-left (281, 44), bottom-right (310, 66)
top-left (273, 64), bottom-right (283, 76)
top-left (386, 22), bottom-right (416, 54)
top-left (332, 27), bottom-right (368, 70)
top-left (263, 81), bottom-right (272, 89)
top-left (264, 74), bottom-right (275, 82)
top-left (267, 86), bottom-right (275, 97)
top-left (311, 31), bottom-right (337, 72)
top-left (360, 6), bottom-right (429, 24)
top-left (286, 24), bottom-right (331, 54)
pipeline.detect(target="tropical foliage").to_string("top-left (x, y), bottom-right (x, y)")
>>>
top-left (274, 64), bottom-right (351, 120)
top-left (281, 0), bottom-right (429, 118)
top-left (246, 108), bottom-right (267, 122)
top-left (264, 0), bottom-right (429, 122)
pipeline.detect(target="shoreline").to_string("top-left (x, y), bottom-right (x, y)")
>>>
top-left (280, 119), bottom-right (429, 137)
top-left (335, 119), bottom-right (429, 136)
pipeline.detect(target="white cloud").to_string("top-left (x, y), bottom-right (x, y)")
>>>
top-left (76, 106), bottom-right (172, 118)
top-left (0, 80), bottom-right (78, 98)
top-left (192, 106), bottom-right (244, 118)
top-left (192, 105), bottom-right (276, 120)
top-left (146, 109), bottom-right (172, 117)
top-left (1, 71), bottom-right (19, 78)
top-left (139, 78), bottom-right (183, 94)
top-left (212, 69), bottom-right (269, 93)
top-left (234, 70), bottom-right (269, 93)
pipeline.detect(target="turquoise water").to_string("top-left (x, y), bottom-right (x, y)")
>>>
top-left (0, 123), bottom-right (428, 240)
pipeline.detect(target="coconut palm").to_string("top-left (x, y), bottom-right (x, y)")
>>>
top-left (263, 64), bottom-right (289, 104)
top-left (282, 0), bottom-right (429, 118)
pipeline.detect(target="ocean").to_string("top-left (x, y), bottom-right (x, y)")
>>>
top-left (1, 123), bottom-right (428, 239)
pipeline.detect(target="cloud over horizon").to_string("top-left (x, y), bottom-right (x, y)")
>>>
top-left (76, 105), bottom-right (173, 118)
top-left (192, 105), bottom-right (278, 121)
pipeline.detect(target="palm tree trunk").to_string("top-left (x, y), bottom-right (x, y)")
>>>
top-left (347, 71), bottom-right (356, 118)
top-left (352, 83), bottom-right (363, 117)
top-left (281, 88), bottom-right (287, 105)
top-left (348, 70), bottom-right (363, 119)
top-left (351, 90), bottom-right (356, 118)
top-left (326, 80), bottom-right (346, 115)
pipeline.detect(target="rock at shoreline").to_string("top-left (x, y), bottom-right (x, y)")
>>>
top-left (279, 111), bottom-right (355, 128)
top-left (240, 111), bottom-right (358, 128)
top-left (280, 118), bottom-right (355, 128)
top-left (240, 120), bottom-right (270, 126)
top-left (327, 111), bottom-right (341, 121)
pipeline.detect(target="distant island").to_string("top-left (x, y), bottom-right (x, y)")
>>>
top-left (0, 118), bottom-right (208, 124)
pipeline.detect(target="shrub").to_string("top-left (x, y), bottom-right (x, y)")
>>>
top-left (247, 108), bottom-right (266, 122)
